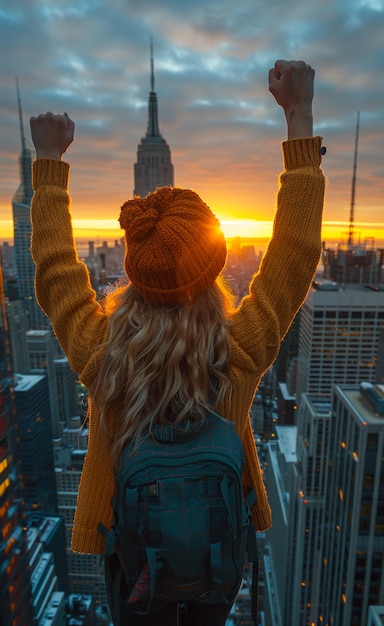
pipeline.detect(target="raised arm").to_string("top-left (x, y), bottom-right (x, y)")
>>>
top-left (30, 112), bottom-right (107, 383)
top-left (229, 60), bottom-right (325, 375)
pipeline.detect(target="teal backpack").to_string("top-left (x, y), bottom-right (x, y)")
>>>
top-left (100, 410), bottom-right (257, 618)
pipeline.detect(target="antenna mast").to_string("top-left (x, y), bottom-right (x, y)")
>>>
top-left (348, 111), bottom-right (360, 246)
top-left (15, 76), bottom-right (27, 151)
top-left (150, 38), bottom-right (155, 93)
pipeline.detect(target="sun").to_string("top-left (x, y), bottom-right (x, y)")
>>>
top-left (219, 219), bottom-right (274, 240)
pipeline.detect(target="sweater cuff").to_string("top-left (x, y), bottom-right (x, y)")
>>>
top-left (32, 159), bottom-right (70, 191)
top-left (282, 136), bottom-right (323, 171)
top-left (71, 527), bottom-right (106, 554)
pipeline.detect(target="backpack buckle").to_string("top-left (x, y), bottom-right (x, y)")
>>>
top-left (147, 482), bottom-right (159, 496)
top-left (153, 424), bottom-right (174, 443)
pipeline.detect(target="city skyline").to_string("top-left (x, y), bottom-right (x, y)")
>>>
top-left (1, 0), bottom-right (384, 243)
top-left (2, 81), bottom-right (384, 619)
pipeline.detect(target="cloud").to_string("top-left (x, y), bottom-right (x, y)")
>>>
top-left (1, 0), bottom-right (383, 237)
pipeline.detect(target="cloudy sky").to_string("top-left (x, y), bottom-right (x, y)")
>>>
top-left (1, 0), bottom-right (383, 244)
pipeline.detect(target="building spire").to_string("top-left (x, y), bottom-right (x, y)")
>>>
top-left (13, 77), bottom-right (33, 205)
top-left (150, 38), bottom-right (155, 93)
top-left (146, 40), bottom-right (160, 137)
top-left (16, 76), bottom-right (27, 152)
top-left (133, 40), bottom-right (174, 197)
top-left (348, 111), bottom-right (360, 246)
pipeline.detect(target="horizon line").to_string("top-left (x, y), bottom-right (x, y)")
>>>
top-left (1, 218), bottom-right (384, 245)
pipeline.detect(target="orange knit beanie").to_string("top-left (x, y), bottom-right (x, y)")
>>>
top-left (119, 187), bottom-right (227, 305)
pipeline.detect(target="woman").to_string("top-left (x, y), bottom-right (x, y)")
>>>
top-left (30, 59), bottom-right (325, 625)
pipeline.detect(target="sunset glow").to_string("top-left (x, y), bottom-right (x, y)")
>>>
top-left (2, 218), bottom-right (384, 249)
top-left (68, 220), bottom-right (384, 248)
top-left (71, 218), bottom-right (277, 241)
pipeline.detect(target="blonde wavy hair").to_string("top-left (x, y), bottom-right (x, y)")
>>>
top-left (93, 276), bottom-right (235, 466)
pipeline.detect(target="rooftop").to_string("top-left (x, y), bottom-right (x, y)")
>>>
top-left (276, 425), bottom-right (297, 463)
top-left (337, 385), bottom-right (384, 427)
top-left (14, 373), bottom-right (45, 392)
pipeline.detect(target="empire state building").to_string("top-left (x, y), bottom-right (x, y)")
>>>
top-left (133, 44), bottom-right (174, 197)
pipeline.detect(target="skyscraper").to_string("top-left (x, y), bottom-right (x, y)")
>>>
top-left (54, 417), bottom-right (107, 606)
top-left (295, 281), bottom-right (384, 399)
top-left (133, 42), bottom-right (174, 197)
top-left (263, 244), bottom-right (384, 624)
top-left (265, 395), bottom-right (333, 626)
top-left (0, 251), bottom-right (34, 626)
top-left (54, 357), bottom-right (81, 426)
top-left (323, 240), bottom-right (384, 285)
top-left (12, 80), bottom-right (47, 330)
top-left (264, 384), bottom-right (384, 625)
top-left (5, 299), bottom-right (30, 374)
top-left (26, 513), bottom-right (67, 622)
top-left (262, 425), bottom-right (298, 626)
top-left (27, 330), bottom-right (62, 437)
top-left (319, 383), bottom-right (384, 625)
top-left (14, 373), bottom-right (57, 515)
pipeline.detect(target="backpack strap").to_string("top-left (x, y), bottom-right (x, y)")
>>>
top-left (248, 525), bottom-right (259, 626)
top-left (251, 557), bottom-right (259, 626)
top-left (111, 567), bottom-right (123, 626)
top-left (243, 489), bottom-right (259, 625)
top-left (103, 552), bottom-right (124, 626)
top-left (220, 473), bottom-right (237, 533)
top-left (98, 522), bottom-right (117, 556)
top-left (208, 478), bottom-right (234, 604)
top-left (209, 541), bottom-right (224, 594)
top-left (145, 546), bottom-right (165, 611)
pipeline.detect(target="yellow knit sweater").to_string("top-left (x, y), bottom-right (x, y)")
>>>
top-left (30, 136), bottom-right (325, 554)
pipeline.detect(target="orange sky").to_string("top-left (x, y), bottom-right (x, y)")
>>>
top-left (2, 216), bottom-right (384, 249)
top-left (61, 219), bottom-right (384, 247)
top-left (1, 128), bottom-right (383, 247)
top-left (1, 126), bottom-right (383, 248)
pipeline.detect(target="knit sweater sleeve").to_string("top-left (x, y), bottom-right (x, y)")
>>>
top-left (230, 136), bottom-right (325, 372)
top-left (30, 159), bottom-right (108, 382)
top-left (225, 137), bottom-right (325, 532)
top-left (31, 160), bottom-right (116, 554)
